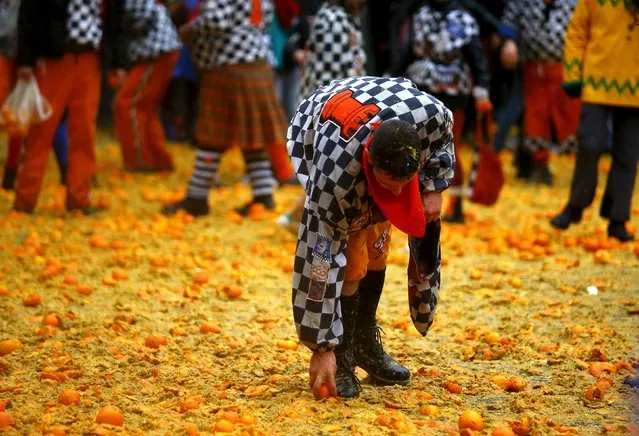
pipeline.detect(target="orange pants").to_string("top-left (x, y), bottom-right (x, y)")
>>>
top-left (14, 53), bottom-right (101, 212)
top-left (114, 51), bottom-right (179, 171)
top-left (449, 110), bottom-right (466, 197)
top-left (0, 55), bottom-right (21, 169)
top-left (523, 62), bottom-right (581, 149)
top-left (345, 222), bottom-right (392, 282)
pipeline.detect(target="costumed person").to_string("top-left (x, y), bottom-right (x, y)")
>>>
top-left (403, 0), bottom-right (491, 223)
top-left (162, 0), bottom-right (289, 217)
top-left (112, 0), bottom-right (182, 173)
top-left (550, 0), bottom-right (639, 242)
top-left (13, 0), bottom-right (122, 213)
top-left (500, 0), bottom-right (580, 186)
top-left (288, 76), bottom-right (454, 398)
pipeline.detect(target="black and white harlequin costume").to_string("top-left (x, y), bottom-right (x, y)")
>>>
top-left (299, 2), bottom-right (366, 100)
top-left (288, 76), bottom-right (454, 353)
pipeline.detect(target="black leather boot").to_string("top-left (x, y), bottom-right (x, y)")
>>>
top-left (334, 293), bottom-right (361, 398)
top-left (354, 269), bottom-right (410, 386)
top-left (1, 167), bottom-right (16, 191)
top-left (235, 195), bottom-right (275, 216)
top-left (608, 221), bottom-right (634, 242)
top-left (161, 198), bottom-right (210, 217)
top-left (550, 204), bottom-right (583, 230)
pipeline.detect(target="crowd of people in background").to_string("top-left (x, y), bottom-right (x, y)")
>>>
top-left (0, 0), bottom-right (637, 241)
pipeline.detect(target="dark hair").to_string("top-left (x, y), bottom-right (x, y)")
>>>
top-left (368, 119), bottom-right (421, 180)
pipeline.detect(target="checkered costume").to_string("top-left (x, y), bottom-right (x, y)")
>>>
top-left (124, 0), bottom-right (181, 64)
top-left (67, 0), bottom-right (103, 50)
top-left (288, 76), bottom-right (454, 351)
top-left (501, 0), bottom-right (577, 62)
top-left (189, 0), bottom-right (274, 70)
top-left (299, 3), bottom-right (366, 100)
top-left (406, 5), bottom-right (485, 99)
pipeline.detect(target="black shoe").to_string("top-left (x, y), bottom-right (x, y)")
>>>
top-left (354, 326), bottom-right (410, 386)
top-left (550, 205), bottom-right (583, 230)
top-left (161, 198), bottom-right (210, 217)
top-left (59, 166), bottom-right (67, 186)
top-left (443, 197), bottom-right (464, 223)
top-left (530, 164), bottom-right (553, 186)
top-left (353, 269), bottom-right (410, 386)
top-left (608, 221), bottom-right (634, 242)
top-left (2, 167), bottom-right (16, 190)
top-left (236, 195), bottom-right (275, 216)
top-left (335, 349), bottom-right (361, 398)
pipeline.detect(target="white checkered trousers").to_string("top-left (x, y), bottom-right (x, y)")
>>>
top-left (287, 76), bottom-right (455, 351)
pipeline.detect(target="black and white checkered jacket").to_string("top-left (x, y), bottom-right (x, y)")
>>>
top-left (501, 0), bottom-right (577, 63)
top-left (123, 0), bottom-right (181, 65)
top-left (406, 3), bottom-right (489, 100)
top-left (66, 0), bottom-right (103, 50)
top-left (287, 76), bottom-right (454, 351)
top-left (189, 0), bottom-right (274, 70)
top-left (299, 3), bottom-right (366, 100)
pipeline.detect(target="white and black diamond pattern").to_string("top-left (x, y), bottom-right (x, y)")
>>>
top-left (67, 0), bottom-right (103, 49)
top-left (189, 0), bottom-right (274, 70)
top-left (125, 0), bottom-right (181, 64)
top-left (406, 5), bottom-right (478, 96)
top-left (299, 3), bottom-right (366, 100)
top-left (287, 76), bottom-right (454, 351)
top-left (501, 0), bottom-right (577, 62)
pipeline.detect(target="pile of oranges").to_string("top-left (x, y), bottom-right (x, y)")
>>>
top-left (0, 106), bottom-right (29, 138)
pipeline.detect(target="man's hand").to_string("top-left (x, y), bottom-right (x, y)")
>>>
top-left (309, 351), bottom-right (337, 398)
top-left (17, 67), bottom-right (33, 81)
top-left (179, 22), bottom-right (194, 43)
top-left (500, 40), bottom-right (519, 70)
top-left (422, 191), bottom-right (442, 223)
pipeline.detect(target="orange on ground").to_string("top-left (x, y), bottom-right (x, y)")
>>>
top-left (459, 410), bottom-right (484, 431)
top-left (58, 390), bottom-right (81, 405)
top-left (145, 334), bottom-right (168, 349)
top-left (492, 425), bottom-right (516, 436)
top-left (277, 339), bottom-right (298, 351)
top-left (0, 411), bottom-right (14, 428)
top-left (112, 269), bottom-right (128, 280)
top-left (199, 323), bottom-right (221, 334)
top-left (444, 381), bottom-right (462, 394)
top-left (214, 419), bottom-right (234, 433)
top-left (76, 284), bottom-right (92, 296)
top-left (192, 272), bottom-right (208, 285)
top-left (95, 405), bottom-right (124, 426)
top-left (240, 414), bottom-right (256, 425)
top-left (419, 405), bottom-right (441, 417)
top-left (317, 384), bottom-right (331, 399)
top-left (42, 314), bottom-right (61, 328)
top-left (23, 293), bottom-right (41, 307)
top-left (63, 276), bottom-right (78, 285)
top-left (180, 398), bottom-right (200, 413)
top-left (0, 339), bottom-right (23, 356)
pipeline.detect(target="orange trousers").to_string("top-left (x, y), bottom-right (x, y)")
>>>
top-left (14, 53), bottom-right (101, 212)
top-left (0, 55), bottom-right (21, 169)
top-left (523, 62), bottom-right (581, 146)
top-left (114, 51), bottom-right (179, 171)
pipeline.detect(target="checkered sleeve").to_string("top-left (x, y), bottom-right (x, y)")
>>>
top-left (190, 0), bottom-right (233, 35)
top-left (419, 104), bottom-right (455, 193)
top-left (411, 7), bottom-right (428, 57)
top-left (313, 7), bottom-right (353, 84)
top-left (499, 0), bottom-right (520, 40)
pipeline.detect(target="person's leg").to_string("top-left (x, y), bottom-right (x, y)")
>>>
top-left (551, 104), bottom-right (610, 229)
top-left (444, 109), bottom-right (466, 223)
top-left (13, 56), bottom-right (71, 212)
top-left (601, 106), bottom-right (639, 241)
top-left (522, 62), bottom-right (553, 185)
top-left (236, 149), bottom-right (276, 215)
top-left (161, 147), bottom-right (221, 216)
top-left (114, 63), bottom-right (151, 170)
top-left (354, 223), bottom-right (410, 385)
top-left (1, 55), bottom-right (20, 190)
top-left (53, 119), bottom-right (69, 185)
top-left (494, 67), bottom-right (524, 153)
top-left (550, 63), bottom-right (581, 155)
top-left (65, 53), bottom-right (101, 211)
top-left (144, 52), bottom-right (180, 171)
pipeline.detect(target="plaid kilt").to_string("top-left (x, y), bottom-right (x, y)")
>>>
top-left (195, 60), bottom-right (288, 151)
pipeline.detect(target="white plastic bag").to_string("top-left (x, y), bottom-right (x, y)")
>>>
top-left (0, 78), bottom-right (53, 137)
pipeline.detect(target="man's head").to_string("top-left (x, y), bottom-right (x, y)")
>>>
top-left (367, 119), bottom-right (421, 195)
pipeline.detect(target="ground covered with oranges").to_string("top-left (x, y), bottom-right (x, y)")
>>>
top-left (0, 134), bottom-right (637, 435)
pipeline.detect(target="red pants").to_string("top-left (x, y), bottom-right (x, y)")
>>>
top-left (0, 55), bottom-right (21, 169)
top-left (449, 110), bottom-right (466, 197)
top-left (14, 53), bottom-right (101, 212)
top-left (114, 51), bottom-right (179, 171)
top-left (523, 62), bottom-right (581, 154)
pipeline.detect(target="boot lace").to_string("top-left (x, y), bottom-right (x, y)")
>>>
top-left (336, 349), bottom-right (361, 389)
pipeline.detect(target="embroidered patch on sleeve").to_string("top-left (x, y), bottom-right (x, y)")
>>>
top-left (308, 264), bottom-right (330, 302)
top-left (312, 234), bottom-right (332, 263)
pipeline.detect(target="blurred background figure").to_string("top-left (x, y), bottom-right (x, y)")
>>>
top-left (112, 0), bottom-right (182, 173)
top-left (550, 0), bottom-right (639, 242)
